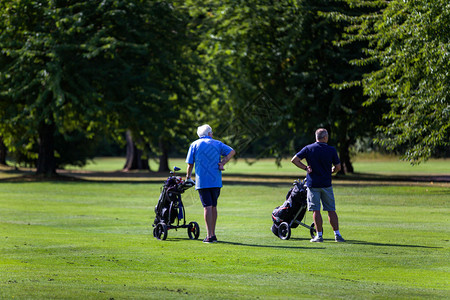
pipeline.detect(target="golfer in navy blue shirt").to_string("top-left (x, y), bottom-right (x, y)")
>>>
top-left (186, 124), bottom-right (235, 243)
top-left (291, 128), bottom-right (345, 242)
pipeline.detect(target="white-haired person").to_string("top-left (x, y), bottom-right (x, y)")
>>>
top-left (291, 128), bottom-right (345, 242)
top-left (186, 124), bottom-right (236, 243)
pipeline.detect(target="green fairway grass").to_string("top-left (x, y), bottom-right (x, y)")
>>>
top-left (1, 157), bottom-right (449, 299)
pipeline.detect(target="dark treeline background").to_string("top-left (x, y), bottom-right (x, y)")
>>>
top-left (0, 0), bottom-right (448, 176)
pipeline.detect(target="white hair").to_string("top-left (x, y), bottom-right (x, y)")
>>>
top-left (197, 124), bottom-right (212, 138)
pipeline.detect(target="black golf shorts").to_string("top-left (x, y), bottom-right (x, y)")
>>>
top-left (198, 188), bottom-right (221, 207)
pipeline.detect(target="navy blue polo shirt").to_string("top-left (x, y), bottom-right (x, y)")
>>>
top-left (296, 142), bottom-right (340, 188)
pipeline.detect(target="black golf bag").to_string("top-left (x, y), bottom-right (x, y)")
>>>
top-left (153, 176), bottom-right (184, 225)
top-left (271, 179), bottom-right (316, 240)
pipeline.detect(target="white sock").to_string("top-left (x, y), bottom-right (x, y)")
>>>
top-left (317, 231), bottom-right (323, 237)
top-left (334, 230), bottom-right (341, 236)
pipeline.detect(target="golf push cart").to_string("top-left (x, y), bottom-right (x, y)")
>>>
top-left (152, 166), bottom-right (200, 240)
top-left (271, 178), bottom-right (317, 240)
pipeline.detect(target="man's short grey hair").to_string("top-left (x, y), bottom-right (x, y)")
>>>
top-left (315, 128), bottom-right (328, 141)
top-left (197, 124), bottom-right (212, 138)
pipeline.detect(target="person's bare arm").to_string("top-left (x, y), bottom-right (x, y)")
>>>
top-left (186, 163), bottom-right (194, 179)
top-left (332, 163), bottom-right (341, 174)
top-left (291, 155), bottom-right (312, 173)
top-left (219, 149), bottom-right (236, 170)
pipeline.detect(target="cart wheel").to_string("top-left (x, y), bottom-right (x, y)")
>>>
top-left (187, 222), bottom-right (200, 240)
top-left (310, 222), bottom-right (316, 238)
top-left (155, 223), bottom-right (168, 240)
top-left (278, 222), bottom-right (291, 240)
top-left (152, 227), bottom-right (157, 238)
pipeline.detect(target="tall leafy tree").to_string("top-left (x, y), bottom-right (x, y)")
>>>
top-left (133, 1), bottom-right (202, 172)
top-left (0, 0), bottom-right (200, 175)
top-left (108, 1), bottom-right (202, 172)
top-left (186, 0), bottom-right (384, 172)
top-left (0, 136), bottom-right (6, 165)
top-left (345, 0), bottom-right (449, 162)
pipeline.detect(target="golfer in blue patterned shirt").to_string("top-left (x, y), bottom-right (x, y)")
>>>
top-left (186, 124), bottom-right (235, 243)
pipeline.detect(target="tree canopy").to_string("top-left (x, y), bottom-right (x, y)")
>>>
top-left (0, 0), bottom-right (448, 174)
top-left (0, 0), bottom-right (200, 174)
top-left (185, 0), bottom-right (386, 172)
top-left (342, 0), bottom-right (449, 162)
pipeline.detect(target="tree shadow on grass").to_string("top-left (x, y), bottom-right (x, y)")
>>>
top-left (224, 172), bottom-right (450, 187)
top-left (344, 239), bottom-right (442, 249)
top-left (163, 237), bottom-right (324, 250)
top-left (277, 237), bottom-right (443, 249)
top-left (157, 236), bottom-right (441, 250)
top-left (1, 167), bottom-right (449, 186)
top-left (207, 240), bottom-right (325, 250)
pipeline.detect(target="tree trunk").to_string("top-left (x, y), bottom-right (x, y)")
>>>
top-left (123, 130), bottom-right (149, 171)
top-left (36, 121), bottom-right (57, 176)
top-left (158, 137), bottom-right (170, 172)
top-left (0, 136), bottom-right (7, 165)
top-left (338, 138), bottom-right (354, 175)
